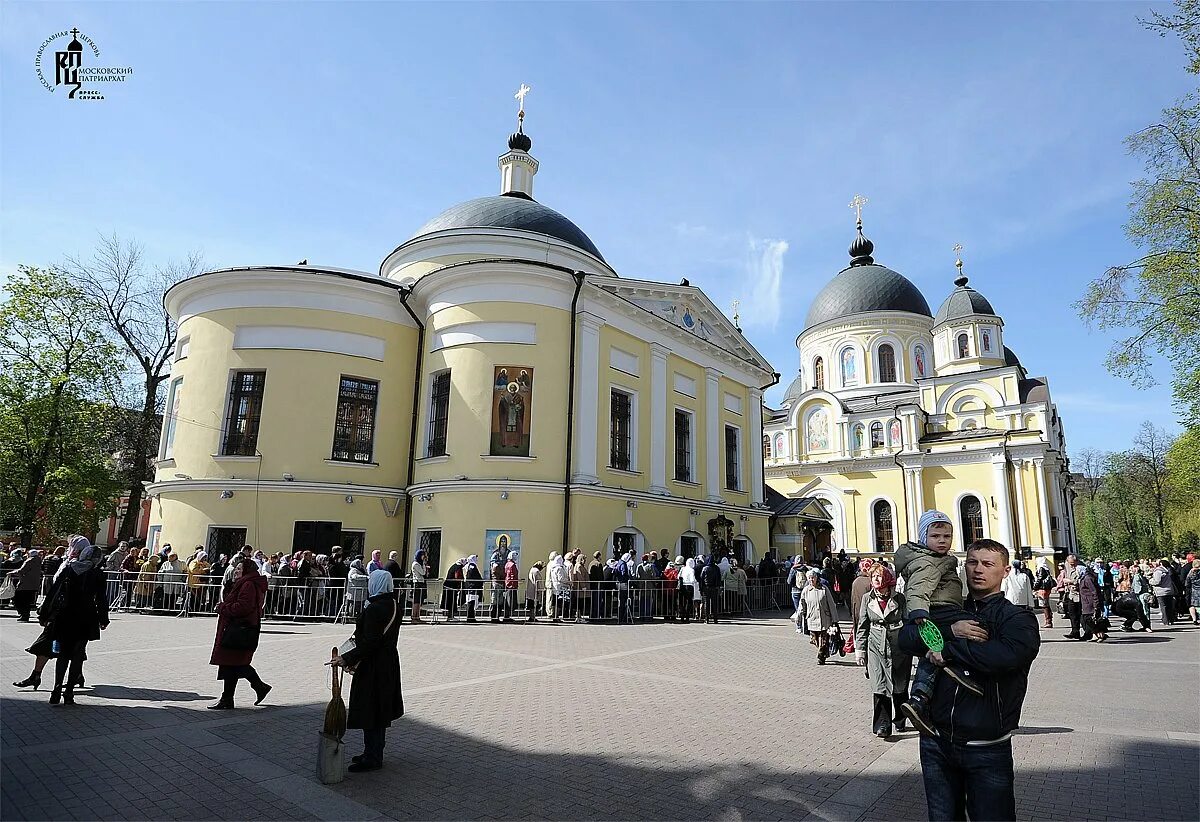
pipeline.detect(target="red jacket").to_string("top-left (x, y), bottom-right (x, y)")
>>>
top-left (504, 560), bottom-right (519, 590)
top-left (209, 572), bottom-right (267, 667)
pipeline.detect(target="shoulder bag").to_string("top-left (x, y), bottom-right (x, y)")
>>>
top-left (338, 600), bottom-right (398, 666)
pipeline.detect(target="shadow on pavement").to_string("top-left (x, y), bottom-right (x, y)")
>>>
top-left (80, 684), bottom-right (210, 702)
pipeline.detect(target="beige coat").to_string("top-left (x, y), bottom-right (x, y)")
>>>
top-left (854, 591), bottom-right (912, 696)
top-left (799, 584), bottom-right (834, 633)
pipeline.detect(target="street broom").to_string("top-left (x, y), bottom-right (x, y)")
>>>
top-left (317, 646), bottom-right (347, 783)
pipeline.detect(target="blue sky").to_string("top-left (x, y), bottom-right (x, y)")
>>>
top-left (1, 1), bottom-right (1192, 455)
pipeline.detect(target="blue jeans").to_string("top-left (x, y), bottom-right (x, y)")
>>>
top-left (920, 736), bottom-right (1015, 821)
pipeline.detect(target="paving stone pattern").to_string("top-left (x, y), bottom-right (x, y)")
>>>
top-left (2, 608), bottom-right (1198, 821)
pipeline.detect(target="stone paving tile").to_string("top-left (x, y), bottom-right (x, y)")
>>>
top-left (3, 610), bottom-right (1199, 820)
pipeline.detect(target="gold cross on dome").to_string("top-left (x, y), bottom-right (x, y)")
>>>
top-left (953, 243), bottom-right (964, 270)
top-left (849, 194), bottom-right (868, 225)
top-left (515, 83), bottom-right (531, 117)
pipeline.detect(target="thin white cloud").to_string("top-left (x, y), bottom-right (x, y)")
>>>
top-left (740, 236), bottom-right (788, 331)
top-left (1054, 391), bottom-right (1167, 417)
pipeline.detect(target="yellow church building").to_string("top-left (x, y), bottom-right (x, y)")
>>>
top-left (147, 107), bottom-right (777, 574)
top-left (763, 216), bottom-right (1077, 560)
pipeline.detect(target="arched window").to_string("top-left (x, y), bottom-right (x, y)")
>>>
top-left (841, 348), bottom-right (857, 386)
top-left (878, 344), bottom-right (897, 382)
top-left (870, 421), bottom-right (884, 448)
top-left (961, 420), bottom-right (977, 430)
top-left (813, 357), bottom-right (825, 390)
top-left (762, 434), bottom-right (771, 460)
top-left (873, 500), bottom-right (895, 550)
top-left (960, 495), bottom-right (984, 544)
top-left (957, 333), bottom-right (970, 359)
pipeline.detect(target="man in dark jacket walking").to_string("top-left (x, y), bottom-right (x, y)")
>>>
top-left (899, 539), bottom-right (1040, 822)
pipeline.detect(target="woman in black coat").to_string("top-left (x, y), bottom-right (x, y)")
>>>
top-left (334, 569), bottom-right (403, 773)
top-left (39, 538), bottom-right (110, 704)
top-left (1078, 566), bottom-right (1106, 642)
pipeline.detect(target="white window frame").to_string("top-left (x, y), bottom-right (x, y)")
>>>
top-left (160, 376), bottom-right (184, 459)
top-left (608, 384), bottom-right (639, 472)
top-left (673, 406), bottom-right (697, 483)
top-left (175, 336), bottom-right (191, 361)
top-left (724, 423), bottom-right (742, 491)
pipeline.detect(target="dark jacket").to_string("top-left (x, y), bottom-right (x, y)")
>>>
top-left (210, 572), bottom-right (267, 667)
top-left (463, 563), bottom-right (483, 593)
top-left (10, 556), bottom-right (43, 590)
top-left (384, 559), bottom-right (403, 578)
top-left (341, 593), bottom-right (404, 730)
top-left (700, 563), bottom-right (723, 596)
top-left (41, 565), bottom-right (110, 645)
top-left (900, 591), bottom-right (1040, 743)
top-left (1078, 570), bottom-right (1101, 616)
top-left (444, 562), bottom-right (464, 589)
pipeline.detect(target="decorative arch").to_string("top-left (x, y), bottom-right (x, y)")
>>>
top-left (732, 535), bottom-right (755, 567)
top-left (935, 380), bottom-right (1006, 416)
top-left (867, 333), bottom-right (907, 384)
top-left (961, 419), bottom-right (978, 430)
top-left (869, 496), bottom-right (898, 551)
top-left (674, 530), bottom-right (706, 559)
top-left (852, 423), bottom-right (866, 452)
top-left (839, 346), bottom-right (858, 387)
top-left (953, 490), bottom-right (990, 549)
top-left (1024, 414), bottom-right (1038, 429)
top-left (808, 485), bottom-right (847, 558)
top-left (805, 406), bottom-right (832, 452)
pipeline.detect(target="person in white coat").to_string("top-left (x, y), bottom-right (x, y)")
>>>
top-left (1001, 562), bottom-right (1035, 610)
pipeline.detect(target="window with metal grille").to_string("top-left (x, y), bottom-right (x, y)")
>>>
top-left (613, 531), bottom-right (636, 559)
top-left (206, 527), bottom-right (247, 563)
top-left (339, 531), bottom-right (366, 558)
top-left (960, 496), bottom-right (985, 543)
top-left (610, 389), bottom-right (632, 470)
top-left (419, 530), bottom-right (442, 578)
top-left (221, 371), bottom-right (266, 456)
top-left (878, 344), bottom-right (897, 382)
top-left (873, 500), bottom-right (895, 550)
top-left (680, 535), bottom-right (699, 559)
top-left (427, 371), bottom-right (450, 457)
top-left (814, 357), bottom-right (825, 390)
top-left (724, 425), bottom-right (740, 491)
top-left (331, 377), bottom-right (378, 463)
top-left (870, 421), bottom-right (884, 448)
top-left (762, 434), bottom-right (771, 460)
top-left (674, 409), bottom-right (693, 482)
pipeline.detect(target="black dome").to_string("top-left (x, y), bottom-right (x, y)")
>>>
top-left (933, 276), bottom-right (997, 325)
top-left (408, 195), bottom-right (605, 262)
top-left (804, 263), bottom-right (932, 330)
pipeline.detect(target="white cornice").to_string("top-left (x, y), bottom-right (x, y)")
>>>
top-left (408, 261), bottom-right (580, 318)
top-left (797, 311), bottom-right (934, 348)
top-left (165, 268), bottom-right (415, 327)
top-left (381, 230), bottom-right (617, 280)
top-left (147, 478), bottom-right (406, 497)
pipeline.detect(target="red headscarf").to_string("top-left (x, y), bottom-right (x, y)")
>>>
top-left (871, 565), bottom-right (896, 593)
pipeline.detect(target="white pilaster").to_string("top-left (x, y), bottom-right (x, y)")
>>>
top-left (1033, 457), bottom-right (1051, 548)
top-left (911, 466), bottom-right (925, 523)
top-left (649, 344), bottom-right (670, 495)
top-left (991, 456), bottom-right (1014, 548)
top-left (749, 387), bottom-right (764, 506)
top-left (704, 368), bottom-right (722, 502)
top-left (1013, 460), bottom-right (1029, 548)
top-left (1047, 466), bottom-right (1062, 545)
top-left (573, 315), bottom-right (603, 484)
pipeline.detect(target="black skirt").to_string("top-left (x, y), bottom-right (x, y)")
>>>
top-left (25, 624), bottom-right (89, 661)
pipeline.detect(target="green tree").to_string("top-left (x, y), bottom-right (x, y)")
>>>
top-left (0, 266), bottom-right (126, 550)
top-left (1166, 425), bottom-right (1200, 534)
top-left (1077, 0), bottom-right (1200, 426)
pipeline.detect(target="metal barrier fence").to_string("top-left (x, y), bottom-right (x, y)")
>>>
top-left (5, 571), bottom-right (792, 625)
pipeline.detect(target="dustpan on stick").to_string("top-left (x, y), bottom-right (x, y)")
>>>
top-left (317, 646), bottom-right (347, 784)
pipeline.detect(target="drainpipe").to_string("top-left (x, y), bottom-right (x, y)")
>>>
top-left (397, 287), bottom-right (425, 568)
top-left (561, 271), bottom-right (586, 555)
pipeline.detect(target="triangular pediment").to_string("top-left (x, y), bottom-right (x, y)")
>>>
top-left (596, 279), bottom-right (772, 372)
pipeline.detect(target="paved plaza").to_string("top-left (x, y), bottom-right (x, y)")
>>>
top-left (2, 608), bottom-right (1198, 821)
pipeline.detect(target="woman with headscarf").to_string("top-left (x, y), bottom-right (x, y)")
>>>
top-left (37, 537), bottom-right (109, 703)
top-left (334, 569), bottom-right (404, 772)
top-left (849, 558), bottom-right (876, 636)
top-left (855, 565), bottom-right (911, 736)
top-left (463, 555), bottom-right (483, 622)
top-left (678, 558), bottom-right (698, 623)
top-left (800, 569), bottom-right (835, 665)
top-left (549, 554), bottom-right (571, 623)
top-left (544, 552), bottom-right (559, 621)
top-left (346, 558), bottom-right (370, 614)
top-left (208, 558), bottom-right (271, 709)
top-left (368, 550), bottom-right (384, 574)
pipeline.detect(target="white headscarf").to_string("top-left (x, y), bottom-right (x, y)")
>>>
top-left (367, 569), bottom-right (394, 597)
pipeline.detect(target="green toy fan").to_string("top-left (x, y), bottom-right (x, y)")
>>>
top-left (919, 621), bottom-right (945, 653)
